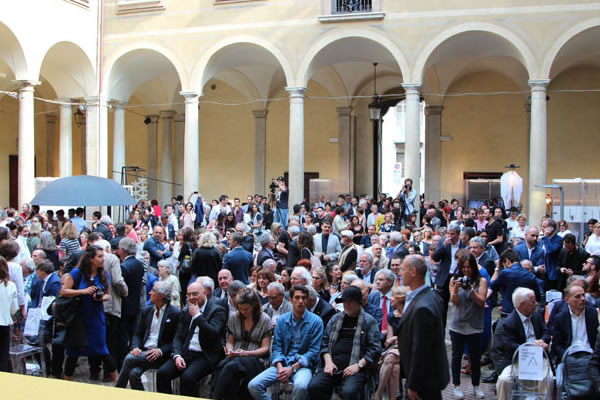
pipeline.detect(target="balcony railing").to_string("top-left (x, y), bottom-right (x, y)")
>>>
top-left (319, 0), bottom-right (384, 22)
top-left (334, 0), bottom-right (372, 14)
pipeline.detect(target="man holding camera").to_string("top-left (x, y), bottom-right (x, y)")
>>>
top-left (273, 176), bottom-right (289, 230)
top-left (399, 178), bottom-right (417, 227)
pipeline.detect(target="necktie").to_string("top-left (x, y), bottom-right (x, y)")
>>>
top-left (322, 235), bottom-right (329, 253)
top-left (156, 309), bottom-right (160, 319)
top-left (381, 296), bottom-right (388, 333)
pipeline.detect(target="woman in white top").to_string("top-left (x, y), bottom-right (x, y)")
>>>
top-left (585, 222), bottom-right (600, 256)
top-left (557, 219), bottom-right (573, 238)
top-left (157, 260), bottom-right (181, 309)
top-left (0, 255), bottom-right (19, 371)
top-left (509, 213), bottom-right (528, 243)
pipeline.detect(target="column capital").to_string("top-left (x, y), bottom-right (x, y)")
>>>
top-left (159, 110), bottom-right (176, 119)
top-left (253, 110), bottom-right (268, 118)
top-left (12, 80), bottom-right (40, 91)
top-left (146, 114), bottom-right (160, 124)
top-left (110, 100), bottom-right (128, 109)
top-left (84, 96), bottom-right (103, 106)
top-left (401, 83), bottom-right (422, 94)
top-left (425, 105), bottom-right (443, 115)
top-left (180, 90), bottom-right (202, 102)
top-left (285, 86), bottom-right (307, 97)
top-left (528, 79), bottom-right (551, 91)
top-left (46, 114), bottom-right (57, 123)
top-left (336, 107), bottom-right (352, 116)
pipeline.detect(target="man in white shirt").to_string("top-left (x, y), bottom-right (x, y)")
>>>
top-left (262, 282), bottom-right (292, 328)
top-left (116, 281), bottom-right (181, 390)
top-left (209, 195), bottom-right (232, 222)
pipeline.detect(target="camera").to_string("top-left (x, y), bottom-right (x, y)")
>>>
top-left (456, 275), bottom-right (471, 289)
top-left (269, 179), bottom-right (278, 193)
top-left (94, 287), bottom-right (104, 300)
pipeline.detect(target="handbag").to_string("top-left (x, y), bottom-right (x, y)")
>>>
top-left (51, 272), bottom-right (82, 326)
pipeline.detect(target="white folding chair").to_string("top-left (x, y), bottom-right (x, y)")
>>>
top-left (510, 342), bottom-right (554, 400)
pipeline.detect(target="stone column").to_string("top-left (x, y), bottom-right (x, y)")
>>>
top-left (85, 96), bottom-right (109, 177)
top-left (528, 79), bottom-right (550, 227)
top-left (46, 114), bottom-right (57, 176)
top-left (337, 107), bottom-right (352, 194)
top-left (159, 110), bottom-right (175, 205)
top-left (286, 87), bottom-right (307, 207)
top-left (59, 103), bottom-right (73, 177)
top-left (112, 101), bottom-right (127, 183)
top-left (14, 80), bottom-right (39, 206)
top-left (402, 83), bottom-right (422, 197)
top-left (146, 114), bottom-right (160, 200)
top-left (173, 113), bottom-right (185, 195)
top-left (425, 105), bottom-right (443, 204)
top-left (79, 113), bottom-right (86, 175)
top-left (180, 91), bottom-right (200, 197)
top-left (254, 110), bottom-right (268, 195)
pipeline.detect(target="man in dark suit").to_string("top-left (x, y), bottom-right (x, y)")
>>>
top-left (222, 233), bottom-right (254, 284)
top-left (368, 269), bottom-right (396, 335)
top-left (496, 287), bottom-right (550, 398)
top-left (118, 238), bottom-right (146, 344)
top-left (398, 255), bottom-right (449, 400)
top-left (431, 224), bottom-right (465, 317)
top-left (307, 286), bottom-right (336, 328)
top-left (115, 281), bottom-right (181, 390)
top-left (30, 260), bottom-right (61, 308)
top-left (156, 281), bottom-right (227, 397)
top-left (110, 223), bottom-right (126, 251)
top-left (356, 252), bottom-right (377, 286)
top-left (552, 283), bottom-right (598, 360)
top-left (158, 214), bottom-right (176, 241)
top-left (558, 233), bottom-right (590, 291)
top-left (514, 226), bottom-right (545, 268)
top-left (143, 225), bottom-right (172, 270)
top-left (93, 215), bottom-right (114, 242)
top-left (213, 269), bottom-right (233, 300)
top-left (469, 236), bottom-right (496, 277)
top-left (256, 233), bottom-right (275, 267)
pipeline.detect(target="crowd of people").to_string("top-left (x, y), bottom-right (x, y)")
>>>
top-left (1, 176), bottom-right (600, 400)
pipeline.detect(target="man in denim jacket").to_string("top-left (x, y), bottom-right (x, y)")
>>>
top-left (249, 285), bottom-right (323, 400)
top-left (308, 286), bottom-right (381, 400)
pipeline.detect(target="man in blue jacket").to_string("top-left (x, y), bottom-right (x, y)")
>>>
top-left (514, 226), bottom-right (545, 270)
top-left (249, 285), bottom-right (323, 400)
top-left (222, 233), bottom-right (254, 284)
top-left (541, 219), bottom-right (563, 291)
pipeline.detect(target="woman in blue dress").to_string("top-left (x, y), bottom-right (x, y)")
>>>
top-left (60, 246), bottom-right (117, 382)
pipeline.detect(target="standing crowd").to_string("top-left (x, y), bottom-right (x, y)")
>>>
top-left (1, 176), bottom-right (600, 400)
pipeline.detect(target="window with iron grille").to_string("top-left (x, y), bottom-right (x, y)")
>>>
top-left (334, 0), bottom-right (372, 14)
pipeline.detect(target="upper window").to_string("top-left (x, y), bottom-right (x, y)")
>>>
top-left (319, 0), bottom-right (384, 22)
top-left (117, 0), bottom-right (167, 14)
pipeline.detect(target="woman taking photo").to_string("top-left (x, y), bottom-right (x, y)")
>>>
top-left (311, 266), bottom-right (330, 302)
top-left (213, 288), bottom-right (273, 400)
top-left (61, 246), bottom-right (117, 383)
top-left (0, 255), bottom-right (18, 372)
top-left (374, 285), bottom-right (408, 400)
top-left (255, 267), bottom-right (276, 305)
top-left (448, 252), bottom-right (487, 399)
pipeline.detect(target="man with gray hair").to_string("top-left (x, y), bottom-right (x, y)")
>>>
top-left (94, 215), bottom-right (114, 242)
top-left (285, 225), bottom-right (302, 269)
top-left (495, 287), bottom-right (550, 399)
top-left (290, 266), bottom-right (312, 287)
top-left (116, 281), bottom-right (181, 391)
top-left (469, 236), bottom-right (496, 276)
top-left (432, 223), bottom-right (466, 318)
top-left (388, 231), bottom-right (408, 262)
top-left (196, 276), bottom-right (215, 298)
top-left (262, 282), bottom-right (292, 327)
top-left (356, 252), bottom-right (376, 287)
top-left (256, 233), bottom-right (276, 267)
top-left (368, 269), bottom-right (396, 335)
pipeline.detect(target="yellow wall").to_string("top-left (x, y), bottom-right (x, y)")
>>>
top-left (440, 71), bottom-right (530, 206)
top-left (547, 65), bottom-right (600, 180)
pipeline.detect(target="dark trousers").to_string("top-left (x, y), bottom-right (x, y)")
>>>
top-left (435, 280), bottom-right (450, 326)
top-left (213, 356), bottom-right (265, 400)
top-left (156, 351), bottom-right (213, 397)
top-left (450, 330), bottom-right (482, 386)
top-left (0, 325), bottom-right (8, 372)
top-left (44, 343), bottom-right (65, 377)
top-left (307, 369), bottom-right (367, 400)
top-left (106, 314), bottom-right (128, 370)
top-left (65, 353), bottom-right (116, 377)
top-left (122, 315), bottom-right (138, 347)
top-left (115, 352), bottom-right (166, 390)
